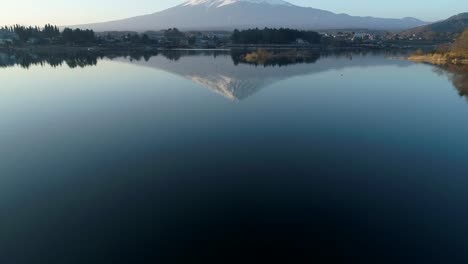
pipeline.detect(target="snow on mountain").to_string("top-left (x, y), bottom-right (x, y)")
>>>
top-left (183, 0), bottom-right (294, 8)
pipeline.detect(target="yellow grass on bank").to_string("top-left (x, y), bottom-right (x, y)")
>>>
top-left (409, 53), bottom-right (468, 65)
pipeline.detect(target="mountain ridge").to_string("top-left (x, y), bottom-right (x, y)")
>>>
top-left (68, 0), bottom-right (428, 32)
top-left (401, 12), bottom-right (468, 40)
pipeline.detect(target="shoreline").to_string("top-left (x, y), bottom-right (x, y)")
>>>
top-left (0, 45), bottom-right (159, 53)
top-left (0, 43), bottom-right (436, 54)
top-left (408, 54), bottom-right (468, 65)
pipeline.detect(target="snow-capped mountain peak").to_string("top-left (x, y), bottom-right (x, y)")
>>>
top-left (183, 0), bottom-right (294, 8)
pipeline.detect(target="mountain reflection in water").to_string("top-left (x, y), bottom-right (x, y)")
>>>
top-left (1, 49), bottom-right (467, 101)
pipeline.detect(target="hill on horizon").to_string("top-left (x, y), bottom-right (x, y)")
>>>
top-left (401, 12), bottom-right (468, 40)
top-left (68, 0), bottom-right (428, 32)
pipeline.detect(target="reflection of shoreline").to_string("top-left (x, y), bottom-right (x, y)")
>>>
top-left (434, 64), bottom-right (468, 99)
top-left (0, 49), bottom-right (413, 69)
top-left (0, 49), bottom-right (159, 69)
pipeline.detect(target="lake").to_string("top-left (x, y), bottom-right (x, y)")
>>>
top-left (1, 50), bottom-right (468, 263)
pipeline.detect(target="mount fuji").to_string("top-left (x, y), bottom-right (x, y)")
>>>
top-left (71, 0), bottom-right (428, 32)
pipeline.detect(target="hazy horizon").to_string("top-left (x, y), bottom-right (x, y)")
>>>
top-left (1, 0), bottom-right (466, 27)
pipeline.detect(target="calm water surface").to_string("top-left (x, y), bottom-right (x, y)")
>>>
top-left (1, 51), bottom-right (468, 263)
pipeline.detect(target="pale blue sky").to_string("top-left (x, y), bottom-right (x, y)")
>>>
top-left (1, 0), bottom-right (466, 26)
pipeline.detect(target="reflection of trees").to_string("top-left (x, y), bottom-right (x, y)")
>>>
top-left (230, 48), bottom-right (412, 67)
top-left (160, 51), bottom-right (182, 61)
top-left (439, 64), bottom-right (468, 98)
top-left (0, 50), bottom-right (159, 69)
top-left (0, 51), bottom-right (100, 69)
top-left (159, 50), bottom-right (228, 61)
top-left (230, 49), bottom-right (320, 67)
top-left (0, 48), bottom-right (413, 70)
top-left (0, 50), bottom-right (231, 68)
top-left (319, 49), bottom-right (413, 61)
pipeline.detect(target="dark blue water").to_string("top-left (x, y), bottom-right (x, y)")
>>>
top-left (1, 51), bottom-right (468, 263)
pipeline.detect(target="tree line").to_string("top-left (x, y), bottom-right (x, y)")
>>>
top-left (231, 28), bottom-right (321, 45)
top-left (1, 25), bottom-right (325, 47)
top-left (1, 24), bottom-right (161, 46)
top-left (1, 24), bottom-right (95, 44)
